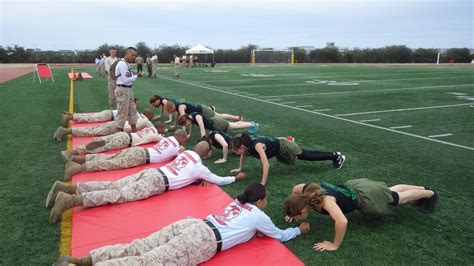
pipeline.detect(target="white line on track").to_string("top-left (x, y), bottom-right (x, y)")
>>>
top-left (245, 93), bottom-right (259, 97)
top-left (312, 109), bottom-right (332, 112)
top-left (260, 84), bottom-right (474, 98)
top-left (158, 76), bottom-right (474, 151)
top-left (295, 105), bottom-right (313, 108)
top-left (447, 92), bottom-right (467, 96)
top-left (334, 103), bottom-right (471, 117)
top-left (266, 98), bottom-right (282, 101)
top-left (428, 133), bottom-right (453, 138)
top-left (359, 119), bottom-right (381, 122)
top-left (390, 125), bottom-right (413, 129)
top-left (280, 101), bottom-right (297, 104)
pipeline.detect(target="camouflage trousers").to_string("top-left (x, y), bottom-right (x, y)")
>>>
top-left (84, 147), bottom-right (147, 172)
top-left (174, 64), bottom-right (179, 76)
top-left (115, 86), bottom-right (137, 129)
top-left (108, 76), bottom-right (117, 108)
top-left (76, 132), bottom-right (130, 154)
top-left (91, 218), bottom-right (218, 265)
top-left (72, 110), bottom-right (113, 123)
top-left (77, 168), bottom-right (167, 207)
top-left (72, 121), bottom-right (120, 137)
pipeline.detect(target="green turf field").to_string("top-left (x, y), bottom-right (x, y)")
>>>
top-left (1, 64), bottom-right (473, 264)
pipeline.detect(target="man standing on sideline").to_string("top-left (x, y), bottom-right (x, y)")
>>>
top-left (151, 54), bottom-right (158, 78)
top-left (174, 54), bottom-right (180, 79)
top-left (105, 47), bottom-right (118, 109)
top-left (115, 47), bottom-right (139, 132)
top-left (146, 53), bottom-right (153, 77)
top-left (135, 53), bottom-right (144, 74)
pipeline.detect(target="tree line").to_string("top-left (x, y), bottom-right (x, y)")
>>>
top-left (0, 42), bottom-right (472, 64)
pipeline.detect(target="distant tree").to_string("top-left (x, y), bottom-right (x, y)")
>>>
top-left (135, 42), bottom-right (152, 57)
top-left (413, 48), bottom-right (439, 63)
top-left (446, 48), bottom-right (471, 63)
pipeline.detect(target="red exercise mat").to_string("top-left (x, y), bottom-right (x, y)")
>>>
top-left (69, 122), bottom-right (303, 265)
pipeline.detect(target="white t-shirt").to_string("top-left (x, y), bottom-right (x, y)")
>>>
top-left (161, 151), bottom-right (235, 189)
top-left (206, 200), bottom-right (301, 251)
top-left (131, 126), bottom-right (163, 146)
top-left (105, 56), bottom-right (118, 73)
top-left (124, 114), bottom-right (153, 132)
top-left (174, 57), bottom-right (180, 65)
top-left (147, 136), bottom-right (180, 163)
top-left (115, 60), bottom-right (137, 86)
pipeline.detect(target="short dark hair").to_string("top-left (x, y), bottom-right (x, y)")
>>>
top-left (149, 95), bottom-right (161, 104)
top-left (230, 133), bottom-right (251, 150)
top-left (109, 47), bottom-right (116, 51)
top-left (126, 47), bottom-right (137, 52)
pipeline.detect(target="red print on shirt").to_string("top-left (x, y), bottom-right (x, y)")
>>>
top-left (212, 201), bottom-right (252, 226)
top-left (152, 139), bottom-right (171, 154)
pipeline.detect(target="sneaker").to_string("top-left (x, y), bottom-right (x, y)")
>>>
top-left (421, 191), bottom-right (439, 213)
top-left (210, 106), bottom-right (216, 112)
top-left (333, 152), bottom-right (346, 170)
top-left (470, 104), bottom-right (474, 108)
top-left (234, 115), bottom-right (243, 122)
top-left (286, 136), bottom-right (295, 142)
top-left (248, 121), bottom-right (260, 134)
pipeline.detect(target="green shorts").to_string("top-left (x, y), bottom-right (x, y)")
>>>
top-left (201, 105), bottom-right (215, 118)
top-left (344, 178), bottom-right (395, 215)
top-left (210, 117), bottom-right (230, 132)
top-left (275, 139), bottom-right (302, 165)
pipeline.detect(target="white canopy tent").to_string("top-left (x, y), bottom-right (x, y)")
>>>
top-left (185, 44), bottom-right (214, 65)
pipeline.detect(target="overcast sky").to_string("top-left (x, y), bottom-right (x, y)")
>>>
top-left (0, 0), bottom-right (472, 50)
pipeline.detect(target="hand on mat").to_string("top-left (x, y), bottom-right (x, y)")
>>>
top-left (230, 168), bottom-right (241, 173)
top-left (299, 222), bottom-right (310, 234)
top-left (314, 241), bottom-right (338, 252)
top-left (256, 232), bottom-right (265, 238)
top-left (214, 158), bottom-right (227, 164)
top-left (200, 181), bottom-right (212, 187)
top-left (285, 215), bottom-right (294, 223)
top-left (235, 172), bottom-right (246, 181)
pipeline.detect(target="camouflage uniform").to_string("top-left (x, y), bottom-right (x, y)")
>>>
top-left (76, 132), bottom-right (130, 154)
top-left (77, 168), bottom-right (167, 207)
top-left (72, 110), bottom-right (113, 123)
top-left (108, 76), bottom-right (117, 108)
top-left (72, 121), bottom-right (120, 137)
top-left (115, 87), bottom-right (138, 129)
top-left (84, 147), bottom-right (147, 172)
top-left (91, 218), bottom-right (218, 265)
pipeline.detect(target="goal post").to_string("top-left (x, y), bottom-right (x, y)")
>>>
top-left (251, 49), bottom-right (294, 65)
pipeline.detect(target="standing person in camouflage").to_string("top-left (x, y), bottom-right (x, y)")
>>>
top-left (53, 109), bottom-right (154, 141)
top-left (47, 140), bottom-right (246, 224)
top-left (61, 121), bottom-right (166, 158)
top-left (114, 47), bottom-right (138, 132)
top-left (105, 47), bottom-right (118, 108)
top-left (51, 183), bottom-right (308, 266)
top-left (135, 53), bottom-right (144, 74)
top-left (145, 53), bottom-right (153, 77)
top-left (62, 129), bottom-right (189, 180)
top-left (61, 98), bottom-right (140, 123)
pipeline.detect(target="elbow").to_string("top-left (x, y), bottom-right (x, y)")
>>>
top-left (338, 218), bottom-right (348, 227)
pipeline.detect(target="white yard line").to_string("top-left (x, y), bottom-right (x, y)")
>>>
top-left (447, 92), bottom-right (467, 96)
top-left (390, 125), bottom-right (413, 129)
top-left (260, 84), bottom-right (474, 98)
top-left (359, 119), bottom-right (381, 122)
top-left (428, 133), bottom-right (453, 138)
top-left (295, 105), bottom-right (313, 108)
top-left (355, 75), bottom-right (473, 83)
top-left (334, 103), bottom-right (471, 117)
top-left (280, 101), bottom-right (297, 104)
top-left (245, 93), bottom-right (259, 97)
top-left (312, 109), bottom-right (332, 112)
top-left (158, 76), bottom-right (474, 151)
top-left (266, 98), bottom-right (282, 101)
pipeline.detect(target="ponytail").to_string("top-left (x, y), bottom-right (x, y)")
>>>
top-left (230, 133), bottom-right (252, 151)
top-left (237, 182), bottom-right (266, 204)
top-left (284, 183), bottom-right (323, 217)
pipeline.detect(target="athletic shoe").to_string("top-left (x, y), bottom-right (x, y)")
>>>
top-left (333, 152), bottom-right (346, 170)
top-left (421, 191), bottom-right (439, 213)
top-left (210, 106), bottom-right (216, 112)
top-left (248, 121), bottom-right (260, 134)
top-left (234, 115), bottom-right (243, 122)
top-left (470, 104), bottom-right (474, 108)
top-left (286, 136), bottom-right (295, 142)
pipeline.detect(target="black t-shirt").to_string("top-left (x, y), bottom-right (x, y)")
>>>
top-left (176, 102), bottom-right (202, 114)
top-left (247, 134), bottom-right (280, 159)
top-left (190, 112), bottom-right (213, 130)
top-left (303, 182), bottom-right (358, 214)
top-left (209, 131), bottom-right (232, 149)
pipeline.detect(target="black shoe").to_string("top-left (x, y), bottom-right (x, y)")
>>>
top-left (333, 152), bottom-right (346, 170)
top-left (412, 187), bottom-right (432, 206)
top-left (421, 191), bottom-right (439, 213)
top-left (210, 106), bottom-right (216, 112)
